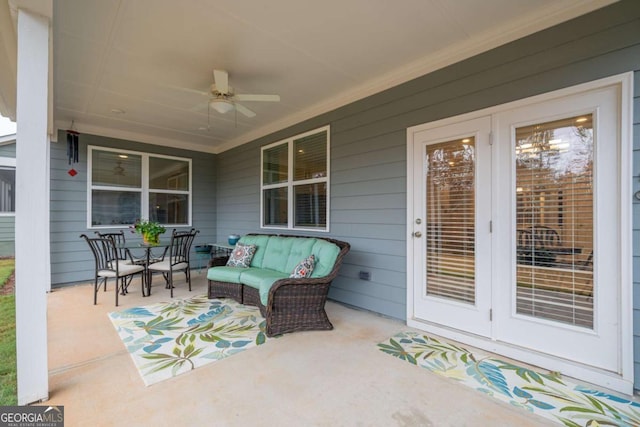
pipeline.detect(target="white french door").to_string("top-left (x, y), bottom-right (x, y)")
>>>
top-left (492, 85), bottom-right (621, 372)
top-left (407, 74), bottom-right (633, 393)
top-left (410, 116), bottom-right (492, 337)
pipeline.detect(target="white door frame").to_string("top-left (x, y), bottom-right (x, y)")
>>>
top-left (406, 72), bottom-right (634, 394)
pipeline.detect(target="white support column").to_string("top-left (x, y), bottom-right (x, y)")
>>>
top-left (15, 8), bottom-right (50, 404)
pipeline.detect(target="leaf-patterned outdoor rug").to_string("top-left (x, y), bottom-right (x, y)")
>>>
top-left (109, 295), bottom-right (271, 386)
top-left (379, 332), bottom-right (640, 426)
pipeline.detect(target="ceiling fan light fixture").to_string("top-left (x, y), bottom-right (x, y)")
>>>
top-left (209, 98), bottom-right (234, 114)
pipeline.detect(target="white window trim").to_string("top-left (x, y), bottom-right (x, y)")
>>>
top-left (260, 125), bottom-right (330, 232)
top-left (0, 157), bottom-right (15, 217)
top-left (87, 146), bottom-right (192, 229)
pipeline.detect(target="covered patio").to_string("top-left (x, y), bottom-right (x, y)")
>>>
top-left (46, 275), bottom-right (553, 426)
top-left (2, 0), bottom-right (640, 417)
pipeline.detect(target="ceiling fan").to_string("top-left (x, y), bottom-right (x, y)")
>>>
top-left (201, 69), bottom-right (280, 118)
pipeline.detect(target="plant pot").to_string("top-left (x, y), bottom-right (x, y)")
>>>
top-left (143, 232), bottom-right (160, 245)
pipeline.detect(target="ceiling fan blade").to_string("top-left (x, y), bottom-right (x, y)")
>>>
top-left (213, 69), bottom-right (229, 94)
top-left (234, 102), bottom-right (256, 118)
top-left (234, 94), bottom-right (280, 102)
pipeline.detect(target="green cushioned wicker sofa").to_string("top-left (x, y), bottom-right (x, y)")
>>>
top-left (207, 234), bottom-right (350, 337)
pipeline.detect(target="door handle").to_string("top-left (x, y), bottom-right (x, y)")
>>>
top-left (413, 231), bottom-right (422, 238)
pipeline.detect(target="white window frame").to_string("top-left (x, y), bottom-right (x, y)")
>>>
top-left (87, 146), bottom-right (192, 229)
top-left (0, 157), bottom-right (16, 217)
top-left (260, 125), bottom-right (330, 232)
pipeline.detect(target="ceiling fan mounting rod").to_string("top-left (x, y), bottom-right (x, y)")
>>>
top-left (211, 83), bottom-right (233, 97)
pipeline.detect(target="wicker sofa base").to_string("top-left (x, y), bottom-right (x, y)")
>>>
top-left (243, 286), bottom-right (333, 337)
top-left (207, 280), bottom-right (242, 303)
top-left (207, 282), bottom-right (334, 337)
top-left (241, 285), bottom-right (261, 308)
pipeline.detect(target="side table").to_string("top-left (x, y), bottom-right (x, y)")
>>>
top-left (208, 242), bottom-right (234, 267)
top-left (194, 244), bottom-right (212, 274)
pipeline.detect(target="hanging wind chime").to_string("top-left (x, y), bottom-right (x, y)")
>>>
top-left (66, 121), bottom-right (79, 177)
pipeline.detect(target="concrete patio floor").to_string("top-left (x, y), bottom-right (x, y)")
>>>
top-left (45, 273), bottom-right (555, 426)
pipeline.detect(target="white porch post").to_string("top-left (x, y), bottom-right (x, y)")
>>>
top-left (15, 7), bottom-right (50, 404)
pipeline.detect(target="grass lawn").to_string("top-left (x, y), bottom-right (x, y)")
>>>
top-left (0, 258), bottom-right (16, 405)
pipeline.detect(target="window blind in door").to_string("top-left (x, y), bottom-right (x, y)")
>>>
top-left (514, 115), bottom-right (594, 328)
top-left (425, 138), bottom-right (476, 304)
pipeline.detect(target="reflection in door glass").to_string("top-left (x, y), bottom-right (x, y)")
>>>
top-left (515, 115), bottom-right (594, 328)
top-left (425, 138), bottom-right (475, 304)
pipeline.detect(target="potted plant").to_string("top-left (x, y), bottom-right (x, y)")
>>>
top-left (131, 219), bottom-right (166, 245)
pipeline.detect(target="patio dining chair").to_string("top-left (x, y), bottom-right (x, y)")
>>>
top-left (94, 230), bottom-right (132, 262)
top-left (95, 230), bottom-right (138, 294)
top-left (80, 234), bottom-right (146, 306)
top-left (147, 228), bottom-right (199, 297)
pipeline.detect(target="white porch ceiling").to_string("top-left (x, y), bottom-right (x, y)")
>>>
top-left (51, 0), bottom-right (615, 154)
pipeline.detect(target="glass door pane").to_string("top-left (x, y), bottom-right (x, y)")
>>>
top-left (426, 137), bottom-right (475, 304)
top-left (515, 115), bottom-right (594, 328)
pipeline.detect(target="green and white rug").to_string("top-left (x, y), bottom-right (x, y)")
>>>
top-left (109, 295), bottom-right (271, 386)
top-left (379, 332), bottom-right (640, 426)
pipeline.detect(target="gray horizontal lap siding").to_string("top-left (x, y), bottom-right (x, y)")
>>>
top-left (0, 143), bottom-right (16, 256)
top-left (0, 143), bottom-right (16, 158)
top-left (215, 0), bottom-right (640, 388)
top-left (50, 131), bottom-right (216, 285)
top-left (0, 217), bottom-right (14, 256)
top-left (0, 217), bottom-right (15, 241)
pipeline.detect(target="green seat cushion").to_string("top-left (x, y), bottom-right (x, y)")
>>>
top-left (237, 235), bottom-right (270, 268)
top-left (261, 237), bottom-right (295, 273)
top-left (284, 238), bottom-right (317, 273)
top-left (207, 266), bottom-right (248, 283)
top-left (239, 268), bottom-right (288, 305)
top-left (310, 239), bottom-right (341, 278)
